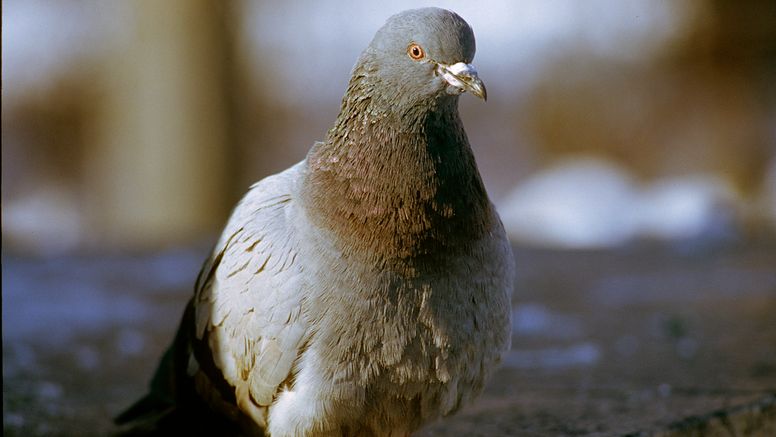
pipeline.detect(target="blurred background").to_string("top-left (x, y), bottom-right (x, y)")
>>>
top-left (3, 1), bottom-right (776, 436)
top-left (3, 0), bottom-right (775, 253)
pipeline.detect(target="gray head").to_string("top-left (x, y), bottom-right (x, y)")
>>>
top-left (355, 8), bottom-right (486, 108)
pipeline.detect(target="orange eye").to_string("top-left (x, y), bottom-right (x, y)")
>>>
top-left (407, 43), bottom-right (425, 60)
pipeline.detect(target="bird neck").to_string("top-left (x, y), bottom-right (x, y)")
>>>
top-left (302, 82), bottom-right (493, 274)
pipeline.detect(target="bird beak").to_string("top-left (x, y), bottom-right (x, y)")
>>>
top-left (437, 62), bottom-right (487, 101)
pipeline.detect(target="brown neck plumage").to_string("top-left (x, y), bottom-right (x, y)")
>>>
top-left (302, 73), bottom-right (492, 274)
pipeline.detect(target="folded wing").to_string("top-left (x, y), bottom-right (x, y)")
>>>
top-left (190, 162), bottom-right (309, 429)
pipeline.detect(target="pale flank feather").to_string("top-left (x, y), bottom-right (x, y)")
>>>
top-left (192, 162), bottom-right (308, 428)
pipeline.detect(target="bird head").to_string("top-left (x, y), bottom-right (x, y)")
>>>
top-left (358, 8), bottom-right (486, 107)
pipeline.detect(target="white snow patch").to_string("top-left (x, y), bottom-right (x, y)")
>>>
top-left (2, 188), bottom-right (84, 254)
top-left (505, 342), bottom-right (601, 369)
top-left (512, 303), bottom-right (585, 339)
top-left (497, 157), bottom-right (741, 248)
top-left (634, 175), bottom-right (738, 240)
top-left (497, 158), bottom-right (639, 248)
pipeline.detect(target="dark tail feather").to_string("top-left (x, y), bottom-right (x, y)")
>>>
top-left (114, 302), bottom-right (190, 427)
top-left (114, 392), bottom-right (174, 425)
top-left (114, 299), bottom-right (254, 436)
top-left (113, 404), bottom-right (242, 437)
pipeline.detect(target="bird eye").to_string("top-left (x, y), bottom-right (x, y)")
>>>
top-left (407, 43), bottom-right (425, 60)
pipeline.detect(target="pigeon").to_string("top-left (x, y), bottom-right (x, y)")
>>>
top-left (115, 7), bottom-right (513, 437)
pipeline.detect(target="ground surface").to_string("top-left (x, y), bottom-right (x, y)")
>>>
top-left (3, 241), bottom-right (776, 436)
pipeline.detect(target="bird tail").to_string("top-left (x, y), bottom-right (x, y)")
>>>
top-left (114, 345), bottom-right (177, 425)
top-left (114, 300), bottom-right (194, 430)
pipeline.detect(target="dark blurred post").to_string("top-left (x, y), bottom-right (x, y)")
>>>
top-left (87, 0), bottom-right (234, 248)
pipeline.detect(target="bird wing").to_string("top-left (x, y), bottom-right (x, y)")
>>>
top-left (191, 161), bottom-right (309, 427)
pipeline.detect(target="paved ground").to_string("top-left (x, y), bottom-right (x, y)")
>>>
top-left (3, 240), bottom-right (776, 436)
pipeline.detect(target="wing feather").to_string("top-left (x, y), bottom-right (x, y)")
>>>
top-left (192, 162), bottom-right (308, 426)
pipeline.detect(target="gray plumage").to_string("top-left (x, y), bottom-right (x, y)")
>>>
top-left (116, 7), bottom-right (513, 437)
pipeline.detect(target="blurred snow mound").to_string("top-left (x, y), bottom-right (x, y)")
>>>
top-left (635, 175), bottom-right (738, 241)
top-left (2, 188), bottom-right (84, 254)
top-left (497, 159), bottom-right (637, 248)
top-left (497, 157), bottom-right (740, 248)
